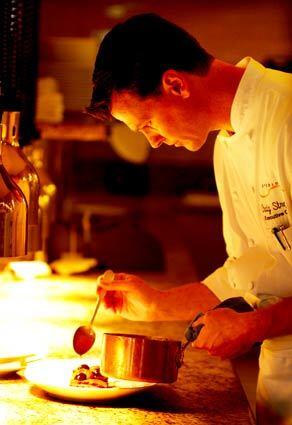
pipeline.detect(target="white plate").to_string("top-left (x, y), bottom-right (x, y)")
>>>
top-left (19, 358), bottom-right (156, 402)
top-left (0, 354), bottom-right (40, 377)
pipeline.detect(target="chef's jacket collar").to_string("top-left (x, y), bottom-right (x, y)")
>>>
top-left (230, 57), bottom-right (266, 135)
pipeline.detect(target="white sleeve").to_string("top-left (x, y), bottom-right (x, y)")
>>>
top-left (201, 136), bottom-right (251, 301)
top-left (203, 113), bottom-right (292, 302)
top-left (203, 265), bottom-right (246, 301)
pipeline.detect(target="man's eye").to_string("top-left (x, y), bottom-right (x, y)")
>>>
top-left (142, 122), bottom-right (152, 130)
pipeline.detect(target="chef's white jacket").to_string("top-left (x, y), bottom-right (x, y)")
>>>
top-left (204, 57), bottom-right (292, 302)
top-left (203, 57), bottom-right (292, 419)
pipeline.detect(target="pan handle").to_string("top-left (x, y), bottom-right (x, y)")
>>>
top-left (176, 312), bottom-right (205, 367)
top-left (177, 297), bottom-right (254, 367)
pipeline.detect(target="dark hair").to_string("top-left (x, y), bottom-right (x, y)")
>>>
top-left (86, 13), bottom-right (213, 121)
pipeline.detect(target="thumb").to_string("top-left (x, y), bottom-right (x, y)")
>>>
top-left (97, 286), bottom-right (105, 297)
top-left (193, 315), bottom-right (205, 327)
top-left (98, 279), bottom-right (133, 292)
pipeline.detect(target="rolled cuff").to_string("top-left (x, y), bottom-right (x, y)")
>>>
top-left (203, 265), bottom-right (246, 301)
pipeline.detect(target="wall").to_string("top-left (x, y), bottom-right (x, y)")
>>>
top-left (38, 0), bottom-right (292, 112)
top-left (40, 0), bottom-right (292, 63)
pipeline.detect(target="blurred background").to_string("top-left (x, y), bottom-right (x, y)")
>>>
top-left (36, 0), bottom-right (291, 282)
top-left (37, 0), bottom-right (292, 281)
top-left (2, 0), bottom-right (291, 282)
top-left (39, 0), bottom-right (292, 115)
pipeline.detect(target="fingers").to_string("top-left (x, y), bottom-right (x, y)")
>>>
top-left (205, 345), bottom-right (249, 359)
top-left (96, 271), bottom-right (127, 315)
top-left (114, 272), bottom-right (128, 280)
top-left (192, 315), bottom-right (205, 327)
top-left (192, 325), bottom-right (208, 349)
top-left (103, 291), bottom-right (123, 314)
top-left (97, 286), bottom-right (106, 297)
top-left (97, 281), bottom-right (123, 312)
top-left (98, 271), bottom-right (141, 291)
top-left (98, 279), bottom-right (132, 292)
top-left (103, 269), bottom-right (115, 282)
top-left (114, 272), bottom-right (141, 281)
top-left (192, 326), bottom-right (252, 359)
top-left (97, 270), bottom-right (116, 286)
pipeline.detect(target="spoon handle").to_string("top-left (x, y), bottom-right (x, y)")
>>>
top-left (90, 270), bottom-right (115, 325)
top-left (89, 289), bottom-right (106, 325)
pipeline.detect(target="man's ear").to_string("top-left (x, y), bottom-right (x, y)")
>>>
top-left (162, 70), bottom-right (190, 99)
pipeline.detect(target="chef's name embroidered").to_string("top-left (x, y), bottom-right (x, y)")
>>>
top-left (261, 201), bottom-right (287, 221)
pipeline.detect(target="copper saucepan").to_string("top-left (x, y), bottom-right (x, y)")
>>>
top-left (100, 333), bottom-right (183, 383)
top-left (99, 297), bottom-right (254, 384)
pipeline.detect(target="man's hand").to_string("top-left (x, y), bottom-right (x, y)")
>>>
top-left (192, 308), bottom-right (262, 359)
top-left (97, 272), bottom-right (220, 322)
top-left (97, 272), bottom-right (161, 321)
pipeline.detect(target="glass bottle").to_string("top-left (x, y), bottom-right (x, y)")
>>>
top-left (1, 111), bottom-right (40, 254)
top-left (24, 140), bottom-right (57, 261)
top-left (0, 134), bottom-right (27, 257)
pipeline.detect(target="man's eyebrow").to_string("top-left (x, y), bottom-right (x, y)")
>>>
top-left (130, 123), bottom-right (143, 132)
top-left (134, 121), bottom-right (150, 132)
top-left (128, 119), bottom-right (150, 132)
top-left (116, 121), bottom-right (139, 132)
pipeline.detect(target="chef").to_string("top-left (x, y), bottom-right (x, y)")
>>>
top-left (86, 13), bottom-right (292, 424)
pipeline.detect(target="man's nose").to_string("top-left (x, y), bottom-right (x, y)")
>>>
top-left (148, 136), bottom-right (164, 149)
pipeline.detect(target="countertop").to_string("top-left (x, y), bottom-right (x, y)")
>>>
top-left (0, 273), bottom-right (254, 425)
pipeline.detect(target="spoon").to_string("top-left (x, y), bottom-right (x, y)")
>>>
top-left (73, 270), bottom-right (115, 355)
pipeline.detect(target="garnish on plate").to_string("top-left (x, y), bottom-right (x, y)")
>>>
top-left (70, 364), bottom-right (113, 388)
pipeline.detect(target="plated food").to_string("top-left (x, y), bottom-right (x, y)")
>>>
top-left (20, 358), bottom-right (155, 402)
top-left (70, 364), bottom-right (113, 388)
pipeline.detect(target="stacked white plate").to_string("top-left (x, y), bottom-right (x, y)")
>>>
top-left (0, 352), bottom-right (41, 376)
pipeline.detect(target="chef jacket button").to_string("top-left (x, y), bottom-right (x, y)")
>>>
top-left (232, 191), bottom-right (239, 201)
top-left (231, 279), bottom-right (237, 288)
top-left (248, 281), bottom-right (254, 290)
top-left (248, 238), bottom-right (255, 247)
top-left (252, 186), bottom-right (255, 193)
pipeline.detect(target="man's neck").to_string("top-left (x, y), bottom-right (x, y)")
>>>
top-left (206, 59), bottom-right (246, 131)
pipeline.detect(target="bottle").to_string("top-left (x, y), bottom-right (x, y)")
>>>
top-left (24, 140), bottom-right (57, 262)
top-left (1, 111), bottom-right (40, 255)
top-left (0, 135), bottom-right (28, 257)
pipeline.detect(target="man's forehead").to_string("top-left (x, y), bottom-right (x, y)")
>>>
top-left (110, 91), bottom-right (151, 131)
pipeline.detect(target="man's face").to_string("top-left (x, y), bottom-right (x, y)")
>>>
top-left (110, 82), bottom-right (213, 152)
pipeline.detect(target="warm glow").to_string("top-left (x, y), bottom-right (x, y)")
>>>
top-left (7, 260), bottom-right (51, 279)
top-left (43, 183), bottom-right (56, 197)
top-left (0, 405), bottom-right (10, 424)
top-left (39, 193), bottom-right (50, 209)
top-left (0, 274), bottom-right (110, 358)
top-left (50, 255), bottom-right (97, 275)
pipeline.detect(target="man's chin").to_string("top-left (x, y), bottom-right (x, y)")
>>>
top-left (189, 136), bottom-right (208, 151)
top-left (184, 141), bottom-right (203, 152)
top-left (174, 141), bottom-right (194, 150)
top-left (172, 137), bottom-right (205, 151)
